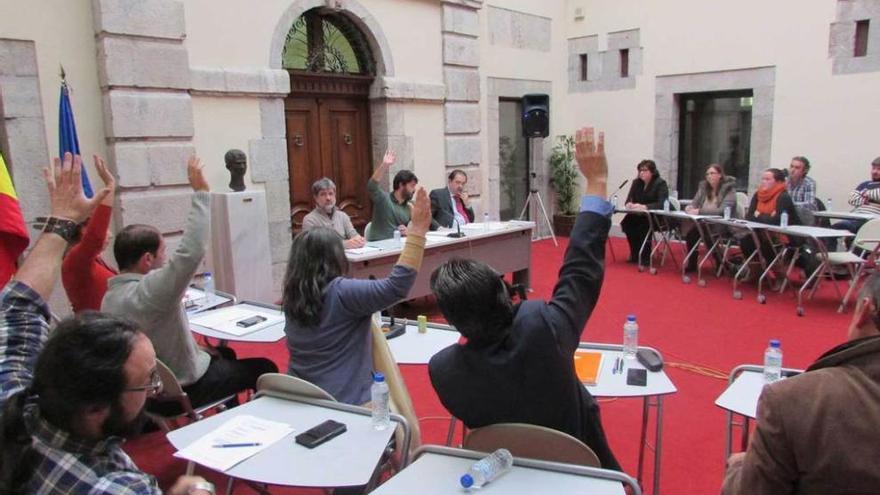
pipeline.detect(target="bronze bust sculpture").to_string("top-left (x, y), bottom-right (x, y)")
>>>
top-left (225, 149), bottom-right (247, 192)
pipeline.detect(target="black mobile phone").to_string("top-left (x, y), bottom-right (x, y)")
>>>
top-left (236, 315), bottom-right (267, 328)
top-left (626, 368), bottom-right (648, 387)
top-left (295, 420), bottom-right (347, 449)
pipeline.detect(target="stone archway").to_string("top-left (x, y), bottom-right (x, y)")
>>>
top-left (254, 0), bottom-right (404, 291)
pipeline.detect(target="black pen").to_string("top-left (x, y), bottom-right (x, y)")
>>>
top-left (213, 442), bottom-right (262, 448)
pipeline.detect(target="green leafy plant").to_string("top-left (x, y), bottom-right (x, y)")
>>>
top-left (548, 135), bottom-right (579, 216)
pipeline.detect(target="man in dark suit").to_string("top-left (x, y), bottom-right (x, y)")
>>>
top-left (427, 127), bottom-right (620, 470)
top-left (430, 170), bottom-right (475, 228)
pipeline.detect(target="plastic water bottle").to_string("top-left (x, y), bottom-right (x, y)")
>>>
top-left (723, 206), bottom-right (731, 220)
top-left (826, 197), bottom-right (832, 211)
top-left (392, 229), bottom-right (402, 246)
top-left (203, 272), bottom-right (215, 304)
top-left (460, 448), bottom-right (514, 489)
top-left (483, 211), bottom-right (490, 231)
top-left (763, 339), bottom-right (783, 384)
top-left (371, 372), bottom-right (390, 430)
top-left (663, 198), bottom-right (670, 212)
top-left (780, 211), bottom-right (789, 228)
top-left (612, 194), bottom-right (619, 209)
top-left (623, 315), bottom-right (639, 359)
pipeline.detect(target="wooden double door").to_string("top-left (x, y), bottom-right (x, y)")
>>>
top-left (285, 79), bottom-right (372, 233)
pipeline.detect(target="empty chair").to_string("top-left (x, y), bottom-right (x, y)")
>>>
top-left (464, 423), bottom-right (601, 468)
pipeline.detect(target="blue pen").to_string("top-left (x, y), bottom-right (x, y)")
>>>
top-left (213, 442), bottom-right (262, 448)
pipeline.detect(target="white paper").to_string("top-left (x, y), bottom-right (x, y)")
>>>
top-left (189, 306), bottom-right (284, 337)
top-left (174, 415), bottom-right (294, 472)
top-left (345, 245), bottom-right (382, 255)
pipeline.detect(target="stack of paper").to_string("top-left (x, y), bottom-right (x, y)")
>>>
top-left (174, 415), bottom-right (294, 471)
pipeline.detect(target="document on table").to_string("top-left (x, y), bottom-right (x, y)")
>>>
top-left (189, 306), bottom-right (284, 337)
top-left (174, 415), bottom-right (294, 472)
top-left (345, 245), bottom-right (382, 255)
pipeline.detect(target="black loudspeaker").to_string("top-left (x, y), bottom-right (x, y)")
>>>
top-left (522, 93), bottom-right (549, 138)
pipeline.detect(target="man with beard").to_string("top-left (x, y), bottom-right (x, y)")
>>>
top-left (430, 169), bottom-right (475, 228)
top-left (366, 150), bottom-right (423, 241)
top-left (832, 156), bottom-right (880, 234)
top-left (0, 153), bottom-right (214, 494)
top-left (301, 177), bottom-right (366, 249)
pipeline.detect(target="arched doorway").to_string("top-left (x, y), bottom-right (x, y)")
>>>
top-left (283, 8), bottom-right (376, 232)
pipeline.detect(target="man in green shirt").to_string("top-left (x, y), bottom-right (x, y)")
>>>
top-left (366, 150), bottom-right (420, 241)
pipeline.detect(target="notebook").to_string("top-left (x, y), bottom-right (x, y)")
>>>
top-left (573, 350), bottom-right (604, 385)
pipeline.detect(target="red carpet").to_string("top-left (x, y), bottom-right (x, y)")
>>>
top-left (125, 237), bottom-right (853, 494)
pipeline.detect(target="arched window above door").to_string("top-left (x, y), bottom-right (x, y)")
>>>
top-left (282, 9), bottom-right (375, 75)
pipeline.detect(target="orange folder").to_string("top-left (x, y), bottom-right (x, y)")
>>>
top-left (573, 350), bottom-right (604, 385)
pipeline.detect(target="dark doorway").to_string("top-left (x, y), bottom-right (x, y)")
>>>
top-left (677, 90), bottom-right (752, 198)
top-left (499, 99), bottom-right (529, 221)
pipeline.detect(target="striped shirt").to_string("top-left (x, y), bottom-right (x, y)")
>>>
top-left (848, 181), bottom-right (880, 216)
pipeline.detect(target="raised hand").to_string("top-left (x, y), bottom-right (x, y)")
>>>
top-left (407, 187), bottom-right (431, 237)
top-left (43, 152), bottom-right (110, 223)
top-left (187, 156), bottom-right (209, 192)
top-left (574, 127), bottom-right (608, 197)
top-left (382, 149), bottom-right (396, 167)
top-left (371, 149), bottom-right (397, 183)
top-left (93, 154), bottom-right (116, 206)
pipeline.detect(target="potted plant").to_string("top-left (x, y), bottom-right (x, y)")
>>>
top-left (548, 135), bottom-right (579, 236)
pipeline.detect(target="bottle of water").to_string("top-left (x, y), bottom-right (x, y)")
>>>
top-left (723, 205), bottom-right (731, 220)
top-left (780, 211), bottom-right (789, 228)
top-left (393, 229), bottom-right (402, 246)
top-left (460, 448), bottom-right (514, 489)
top-left (826, 197), bottom-right (832, 211)
top-left (371, 372), bottom-right (390, 430)
top-left (763, 339), bottom-right (783, 384)
top-left (612, 194), bottom-right (619, 210)
top-left (663, 198), bottom-right (670, 212)
top-left (203, 272), bottom-right (215, 304)
top-left (483, 211), bottom-right (490, 231)
top-left (623, 315), bottom-right (638, 359)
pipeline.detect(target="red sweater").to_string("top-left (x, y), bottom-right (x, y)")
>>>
top-left (62, 204), bottom-right (117, 313)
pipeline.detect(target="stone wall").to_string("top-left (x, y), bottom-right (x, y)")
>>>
top-left (568, 28), bottom-right (642, 93)
top-left (830, 0), bottom-right (880, 75)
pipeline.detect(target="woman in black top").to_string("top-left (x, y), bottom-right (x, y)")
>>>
top-left (621, 159), bottom-right (669, 264)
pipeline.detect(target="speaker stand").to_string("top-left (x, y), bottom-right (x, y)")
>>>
top-left (519, 137), bottom-right (557, 246)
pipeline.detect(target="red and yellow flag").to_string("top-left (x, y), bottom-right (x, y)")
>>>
top-left (0, 153), bottom-right (29, 284)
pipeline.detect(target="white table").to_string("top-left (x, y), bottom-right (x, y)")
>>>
top-left (371, 445), bottom-right (639, 495)
top-left (384, 319), bottom-right (460, 365)
top-left (813, 210), bottom-right (876, 222)
top-left (580, 343), bottom-right (677, 495)
top-left (714, 365), bottom-right (803, 458)
top-left (649, 210), bottom-right (720, 283)
top-left (184, 286), bottom-right (234, 315)
top-left (762, 225), bottom-right (854, 315)
top-left (189, 302), bottom-right (286, 344)
top-left (167, 392), bottom-right (408, 489)
top-left (347, 221), bottom-right (534, 300)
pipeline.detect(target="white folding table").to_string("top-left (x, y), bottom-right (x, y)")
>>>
top-left (189, 301), bottom-right (286, 344)
top-left (370, 445), bottom-right (640, 495)
top-left (714, 364), bottom-right (803, 459)
top-left (383, 318), bottom-right (460, 365)
top-left (167, 391), bottom-right (410, 492)
top-left (579, 342), bottom-right (677, 495)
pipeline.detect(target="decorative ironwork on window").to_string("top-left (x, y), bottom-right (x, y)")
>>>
top-left (282, 9), bottom-right (375, 75)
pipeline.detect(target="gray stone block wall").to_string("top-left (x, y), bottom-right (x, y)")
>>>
top-left (97, 37), bottom-right (191, 89)
top-left (487, 6), bottom-right (552, 52)
top-left (568, 29), bottom-right (642, 93)
top-left (91, 0), bottom-right (186, 40)
top-left (830, 0), bottom-right (880, 75)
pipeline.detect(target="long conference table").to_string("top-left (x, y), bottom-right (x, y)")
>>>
top-left (346, 221), bottom-right (535, 299)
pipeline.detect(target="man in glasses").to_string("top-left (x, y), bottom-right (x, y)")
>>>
top-left (0, 154), bottom-right (214, 494)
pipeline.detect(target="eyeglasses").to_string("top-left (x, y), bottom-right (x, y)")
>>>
top-left (124, 369), bottom-right (163, 396)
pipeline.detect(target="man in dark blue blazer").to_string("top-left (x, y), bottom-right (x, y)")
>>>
top-left (428, 127), bottom-right (620, 470)
top-left (430, 170), bottom-right (475, 228)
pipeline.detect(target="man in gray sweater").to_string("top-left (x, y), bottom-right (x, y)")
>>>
top-left (102, 157), bottom-right (276, 411)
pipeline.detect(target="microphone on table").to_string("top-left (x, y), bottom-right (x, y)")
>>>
top-left (447, 219), bottom-right (465, 238)
top-left (609, 179), bottom-right (629, 199)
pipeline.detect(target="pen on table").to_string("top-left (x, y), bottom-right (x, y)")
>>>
top-left (213, 442), bottom-right (262, 448)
